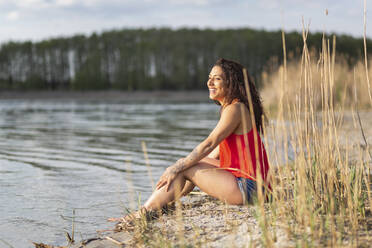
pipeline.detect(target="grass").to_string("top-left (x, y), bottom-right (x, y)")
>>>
top-left (257, 23), bottom-right (372, 247)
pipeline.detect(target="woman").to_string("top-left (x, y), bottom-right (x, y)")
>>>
top-left (110, 58), bottom-right (270, 228)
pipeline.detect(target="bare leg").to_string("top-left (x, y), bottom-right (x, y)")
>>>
top-left (180, 180), bottom-right (195, 196)
top-left (179, 157), bottom-right (219, 196)
top-left (108, 158), bottom-right (241, 224)
top-left (143, 172), bottom-right (186, 210)
top-left (144, 161), bottom-right (243, 210)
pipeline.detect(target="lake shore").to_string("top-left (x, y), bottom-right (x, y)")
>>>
top-left (0, 90), bottom-right (210, 102)
top-left (35, 193), bottom-right (291, 248)
top-left (33, 111), bottom-right (372, 248)
top-left (36, 191), bottom-right (371, 248)
top-left (69, 194), bottom-right (287, 248)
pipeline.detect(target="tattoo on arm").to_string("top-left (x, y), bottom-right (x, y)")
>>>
top-left (174, 158), bottom-right (185, 174)
top-left (184, 147), bottom-right (202, 168)
top-left (174, 141), bottom-right (214, 173)
top-left (188, 147), bottom-right (199, 162)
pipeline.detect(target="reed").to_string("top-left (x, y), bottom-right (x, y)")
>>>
top-left (258, 22), bottom-right (371, 246)
top-left (261, 54), bottom-right (372, 113)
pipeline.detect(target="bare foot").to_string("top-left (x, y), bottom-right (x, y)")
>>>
top-left (108, 208), bottom-right (157, 231)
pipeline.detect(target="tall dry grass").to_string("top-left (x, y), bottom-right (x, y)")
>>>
top-left (261, 51), bottom-right (372, 112)
top-left (257, 29), bottom-right (372, 246)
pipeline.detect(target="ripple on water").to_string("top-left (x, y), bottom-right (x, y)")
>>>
top-left (0, 100), bottom-right (219, 248)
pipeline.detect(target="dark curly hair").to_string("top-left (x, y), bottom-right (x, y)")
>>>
top-left (213, 58), bottom-right (265, 133)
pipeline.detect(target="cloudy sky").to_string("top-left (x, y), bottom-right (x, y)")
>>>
top-left (0, 0), bottom-right (370, 44)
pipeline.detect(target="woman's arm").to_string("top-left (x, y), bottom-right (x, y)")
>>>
top-left (175, 103), bottom-right (242, 171)
top-left (156, 103), bottom-right (242, 191)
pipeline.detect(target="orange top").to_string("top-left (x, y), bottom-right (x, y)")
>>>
top-left (219, 129), bottom-right (270, 186)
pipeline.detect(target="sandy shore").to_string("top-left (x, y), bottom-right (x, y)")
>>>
top-left (0, 90), bottom-right (210, 102)
top-left (66, 194), bottom-right (288, 248)
top-left (35, 194), bottom-right (371, 248)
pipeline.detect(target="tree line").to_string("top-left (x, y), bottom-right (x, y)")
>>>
top-left (0, 28), bottom-right (370, 91)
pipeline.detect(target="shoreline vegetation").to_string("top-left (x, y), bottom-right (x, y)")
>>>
top-left (34, 29), bottom-right (372, 247)
top-left (0, 27), bottom-right (371, 92)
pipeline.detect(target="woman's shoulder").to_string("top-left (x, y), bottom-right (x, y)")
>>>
top-left (232, 101), bottom-right (245, 108)
top-left (222, 101), bottom-right (242, 114)
top-left (225, 101), bottom-right (246, 112)
top-left (220, 102), bottom-right (247, 120)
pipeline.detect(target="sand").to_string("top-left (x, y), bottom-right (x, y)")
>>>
top-left (67, 194), bottom-right (286, 248)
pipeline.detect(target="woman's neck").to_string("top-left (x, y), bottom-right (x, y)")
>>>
top-left (220, 98), bottom-right (240, 113)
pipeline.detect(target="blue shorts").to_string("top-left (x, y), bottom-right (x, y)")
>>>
top-left (236, 177), bottom-right (257, 204)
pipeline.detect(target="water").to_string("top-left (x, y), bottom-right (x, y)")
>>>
top-left (0, 99), bottom-right (219, 248)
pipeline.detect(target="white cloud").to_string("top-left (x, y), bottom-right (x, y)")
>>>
top-left (0, 0), bottom-right (370, 43)
top-left (55, 0), bottom-right (76, 7)
top-left (258, 0), bottom-right (280, 9)
top-left (16, 0), bottom-right (47, 7)
top-left (6, 10), bottom-right (19, 20)
top-left (169, 0), bottom-right (210, 6)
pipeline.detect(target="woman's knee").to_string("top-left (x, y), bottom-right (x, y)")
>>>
top-left (182, 162), bottom-right (208, 181)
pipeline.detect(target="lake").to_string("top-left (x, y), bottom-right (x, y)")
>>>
top-left (0, 98), bottom-right (220, 247)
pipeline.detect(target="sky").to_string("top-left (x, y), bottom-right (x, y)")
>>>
top-left (0, 0), bottom-right (370, 44)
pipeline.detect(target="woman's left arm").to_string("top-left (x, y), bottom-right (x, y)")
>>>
top-left (156, 103), bottom-right (242, 191)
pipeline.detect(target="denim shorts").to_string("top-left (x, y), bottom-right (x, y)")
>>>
top-left (236, 177), bottom-right (257, 204)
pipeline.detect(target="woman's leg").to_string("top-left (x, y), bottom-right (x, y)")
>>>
top-left (180, 180), bottom-right (195, 196)
top-left (179, 157), bottom-right (219, 196)
top-left (144, 161), bottom-right (243, 210)
top-left (183, 163), bottom-right (243, 205)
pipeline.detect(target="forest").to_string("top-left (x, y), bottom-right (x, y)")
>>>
top-left (0, 28), bottom-right (371, 91)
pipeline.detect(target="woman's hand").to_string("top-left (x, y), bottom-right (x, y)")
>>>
top-left (156, 159), bottom-right (184, 192)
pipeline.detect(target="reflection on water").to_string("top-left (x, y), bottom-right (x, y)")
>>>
top-left (0, 99), bottom-right (219, 247)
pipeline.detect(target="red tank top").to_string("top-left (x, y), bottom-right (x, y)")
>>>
top-left (219, 128), bottom-right (270, 186)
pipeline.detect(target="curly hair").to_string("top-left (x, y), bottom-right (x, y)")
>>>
top-left (213, 58), bottom-right (265, 133)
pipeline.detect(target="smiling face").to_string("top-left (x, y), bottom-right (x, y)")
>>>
top-left (207, 66), bottom-right (227, 104)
